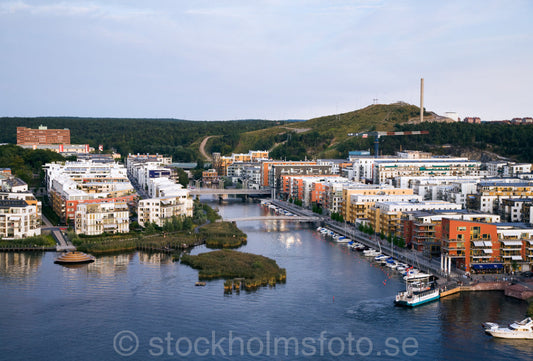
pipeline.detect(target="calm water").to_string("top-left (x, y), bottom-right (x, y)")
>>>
top-left (1, 199), bottom-right (532, 360)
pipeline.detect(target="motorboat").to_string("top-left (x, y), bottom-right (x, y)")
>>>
top-left (394, 273), bottom-right (439, 307)
top-left (483, 317), bottom-right (533, 339)
top-left (335, 236), bottom-right (351, 243)
top-left (363, 248), bottom-right (380, 257)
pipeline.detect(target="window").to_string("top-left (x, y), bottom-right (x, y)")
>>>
top-left (457, 226), bottom-right (466, 231)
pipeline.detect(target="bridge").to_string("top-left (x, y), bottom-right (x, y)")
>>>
top-left (221, 215), bottom-right (321, 222)
top-left (189, 188), bottom-right (271, 196)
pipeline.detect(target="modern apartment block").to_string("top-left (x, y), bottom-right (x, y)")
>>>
top-left (75, 202), bottom-right (130, 235)
top-left (44, 160), bottom-right (136, 222)
top-left (402, 211), bottom-right (500, 256)
top-left (17, 125), bottom-right (70, 145)
top-left (369, 201), bottom-right (462, 237)
top-left (0, 198), bottom-right (41, 239)
top-left (372, 158), bottom-right (481, 184)
top-left (212, 150), bottom-right (269, 176)
top-left (137, 195), bottom-right (193, 227)
top-left (441, 219), bottom-right (533, 274)
top-left (469, 181), bottom-right (533, 213)
top-left (342, 186), bottom-right (411, 223)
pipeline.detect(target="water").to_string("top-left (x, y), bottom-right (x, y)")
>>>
top-left (0, 199), bottom-right (532, 360)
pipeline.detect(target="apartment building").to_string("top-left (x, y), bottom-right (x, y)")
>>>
top-left (44, 160), bottom-right (136, 222)
top-left (470, 181), bottom-right (533, 213)
top-left (137, 194), bottom-right (194, 227)
top-left (369, 201), bottom-right (462, 238)
top-left (0, 199), bottom-right (41, 239)
top-left (342, 186), bottom-right (409, 223)
top-left (75, 202), bottom-right (129, 236)
top-left (372, 158), bottom-right (481, 184)
top-left (441, 219), bottom-right (533, 273)
top-left (212, 151), bottom-right (269, 176)
top-left (17, 125), bottom-right (70, 145)
top-left (402, 211), bottom-right (500, 256)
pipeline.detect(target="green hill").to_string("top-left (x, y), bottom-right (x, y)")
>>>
top-left (233, 102), bottom-right (425, 159)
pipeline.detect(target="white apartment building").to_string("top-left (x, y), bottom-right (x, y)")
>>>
top-left (373, 158), bottom-right (481, 184)
top-left (75, 202), bottom-right (130, 236)
top-left (44, 160), bottom-right (136, 222)
top-left (0, 199), bottom-right (41, 239)
top-left (138, 194), bottom-right (194, 227)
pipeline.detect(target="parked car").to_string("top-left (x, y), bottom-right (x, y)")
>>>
top-left (520, 271), bottom-right (533, 278)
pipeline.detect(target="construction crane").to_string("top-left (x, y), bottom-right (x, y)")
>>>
top-left (347, 130), bottom-right (429, 158)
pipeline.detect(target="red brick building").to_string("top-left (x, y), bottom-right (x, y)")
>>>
top-left (17, 126), bottom-right (70, 145)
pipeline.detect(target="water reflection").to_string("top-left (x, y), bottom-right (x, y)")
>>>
top-left (278, 234), bottom-right (302, 249)
top-left (0, 252), bottom-right (44, 279)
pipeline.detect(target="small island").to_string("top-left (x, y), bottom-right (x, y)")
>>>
top-left (181, 250), bottom-right (286, 292)
top-left (199, 221), bottom-right (247, 249)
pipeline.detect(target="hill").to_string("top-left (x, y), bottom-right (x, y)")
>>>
top-left (232, 102), bottom-right (426, 159)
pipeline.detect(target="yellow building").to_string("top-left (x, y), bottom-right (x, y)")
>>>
top-left (342, 187), bottom-right (414, 223)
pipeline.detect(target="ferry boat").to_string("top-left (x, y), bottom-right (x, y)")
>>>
top-left (54, 251), bottom-right (95, 264)
top-left (394, 273), bottom-right (440, 307)
top-left (483, 317), bottom-right (533, 339)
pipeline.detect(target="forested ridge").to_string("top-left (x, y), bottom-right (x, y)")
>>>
top-left (0, 117), bottom-right (284, 162)
top-left (2, 105), bottom-right (533, 164)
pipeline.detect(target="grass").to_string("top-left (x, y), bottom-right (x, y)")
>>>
top-left (70, 231), bottom-right (203, 254)
top-left (180, 249), bottom-right (286, 291)
top-left (199, 222), bottom-right (247, 249)
top-left (0, 234), bottom-right (56, 248)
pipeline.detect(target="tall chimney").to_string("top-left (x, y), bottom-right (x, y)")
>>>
top-left (420, 78), bottom-right (424, 123)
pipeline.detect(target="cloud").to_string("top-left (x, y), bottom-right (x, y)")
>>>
top-left (0, 1), bottom-right (158, 21)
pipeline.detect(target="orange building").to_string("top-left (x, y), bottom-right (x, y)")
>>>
top-left (441, 219), bottom-right (501, 273)
top-left (261, 161), bottom-right (318, 187)
top-left (17, 126), bottom-right (70, 145)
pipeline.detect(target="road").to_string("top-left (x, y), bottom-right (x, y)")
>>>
top-left (199, 135), bottom-right (220, 162)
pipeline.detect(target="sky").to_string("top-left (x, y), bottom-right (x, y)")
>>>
top-left (1, 0), bottom-right (532, 121)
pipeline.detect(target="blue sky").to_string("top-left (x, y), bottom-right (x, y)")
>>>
top-left (1, 0), bottom-right (532, 121)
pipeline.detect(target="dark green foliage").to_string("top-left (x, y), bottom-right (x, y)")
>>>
top-left (390, 122), bottom-right (533, 162)
top-left (331, 212), bottom-right (344, 222)
top-left (0, 117), bottom-right (283, 162)
top-left (0, 234), bottom-right (56, 247)
top-left (0, 145), bottom-right (64, 185)
top-left (175, 168), bottom-right (189, 188)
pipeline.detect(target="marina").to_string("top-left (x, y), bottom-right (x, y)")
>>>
top-left (0, 198), bottom-right (532, 360)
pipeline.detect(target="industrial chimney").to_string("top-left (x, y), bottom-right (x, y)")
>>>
top-left (420, 78), bottom-right (424, 123)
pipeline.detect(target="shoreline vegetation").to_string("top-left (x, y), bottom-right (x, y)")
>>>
top-left (181, 249), bottom-right (286, 292)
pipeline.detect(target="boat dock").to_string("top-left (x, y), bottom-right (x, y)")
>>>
top-left (270, 199), bottom-right (451, 277)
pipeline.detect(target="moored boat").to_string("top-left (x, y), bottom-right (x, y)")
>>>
top-left (54, 251), bottom-right (95, 264)
top-left (394, 273), bottom-right (439, 307)
top-left (483, 317), bottom-right (533, 339)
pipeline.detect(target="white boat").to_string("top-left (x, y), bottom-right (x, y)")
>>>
top-left (335, 236), bottom-right (351, 243)
top-left (395, 273), bottom-right (439, 307)
top-left (374, 254), bottom-right (387, 261)
top-left (483, 317), bottom-right (533, 339)
top-left (363, 248), bottom-right (380, 257)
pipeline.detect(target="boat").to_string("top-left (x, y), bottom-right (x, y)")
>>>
top-left (483, 317), bottom-right (533, 339)
top-left (54, 251), bottom-right (95, 264)
top-left (363, 248), bottom-right (381, 257)
top-left (394, 273), bottom-right (440, 307)
top-left (195, 281), bottom-right (207, 287)
top-left (335, 236), bottom-right (351, 243)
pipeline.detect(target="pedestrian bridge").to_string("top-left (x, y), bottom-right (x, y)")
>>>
top-left (190, 188), bottom-right (270, 196)
top-left (221, 215), bottom-right (321, 222)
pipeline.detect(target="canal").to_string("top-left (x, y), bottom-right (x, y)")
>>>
top-left (0, 198), bottom-right (531, 360)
